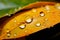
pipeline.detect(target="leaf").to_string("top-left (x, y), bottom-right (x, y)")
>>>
top-left (1, 2), bottom-right (60, 39)
top-left (0, 0), bottom-right (57, 18)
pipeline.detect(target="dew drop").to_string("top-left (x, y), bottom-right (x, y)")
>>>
top-left (26, 18), bottom-right (33, 24)
top-left (40, 12), bottom-right (45, 17)
top-left (19, 24), bottom-right (26, 29)
top-left (14, 33), bottom-right (17, 36)
top-left (7, 33), bottom-right (11, 37)
top-left (6, 30), bottom-right (9, 33)
top-left (36, 23), bottom-right (41, 27)
top-left (55, 3), bottom-right (60, 10)
top-left (14, 20), bottom-right (17, 23)
top-left (32, 9), bottom-right (37, 13)
top-left (56, 5), bottom-right (60, 9)
top-left (45, 18), bottom-right (48, 21)
top-left (45, 5), bottom-right (50, 12)
top-left (45, 5), bottom-right (50, 10)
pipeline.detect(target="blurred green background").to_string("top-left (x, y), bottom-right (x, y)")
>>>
top-left (0, 0), bottom-right (59, 18)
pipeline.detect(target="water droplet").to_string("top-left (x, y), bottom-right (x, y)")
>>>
top-left (7, 33), bottom-right (11, 37)
top-left (40, 12), bottom-right (45, 17)
top-left (14, 33), bottom-right (17, 36)
top-left (57, 6), bottom-right (60, 9)
top-left (14, 20), bottom-right (17, 23)
top-left (32, 9), bottom-right (37, 13)
top-left (45, 18), bottom-right (48, 21)
top-left (55, 3), bottom-right (60, 10)
top-left (19, 24), bottom-right (26, 29)
top-left (26, 18), bottom-right (33, 24)
top-left (45, 5), bottom-right (50, 10)
top-left (6, 30), bottom-right (9, 33)
top-left (25, 31), bottom-right (27, 32)
top-left (36, 23), bottom-right (41, 27)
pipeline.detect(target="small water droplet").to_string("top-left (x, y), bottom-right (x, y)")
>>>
top-left (45, 5), bottom-right (50, 10)
top-left (36, 23), bottom-right (41, 27)
top-left (7, 33), bottom-right (11, 37)
top-left (19, 24), bottom-right (26, 29)
top-left (14, 33), bottom-right (17, 36)
top-left (45, 18), bottom-right (48, 21)
top-left (55, 3), bottom-right (60, 10)
top-left (26, 18), bottom-right (33, 24)
top-left (25, 31), bottom-right (27, 32)
top-left (57, 6), bottom-right (60, 9)
top-left (40, 12), bottom-right (45, 17)
top-left (32, 9), bottom-right (37, 13)
top-left (14, 20), bottom-right (17, 23)
top-left (6, 30), bottom-right (9, 33)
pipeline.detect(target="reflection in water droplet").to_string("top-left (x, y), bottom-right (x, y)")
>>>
top-left (25, 31), bottom-right (27, 33)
